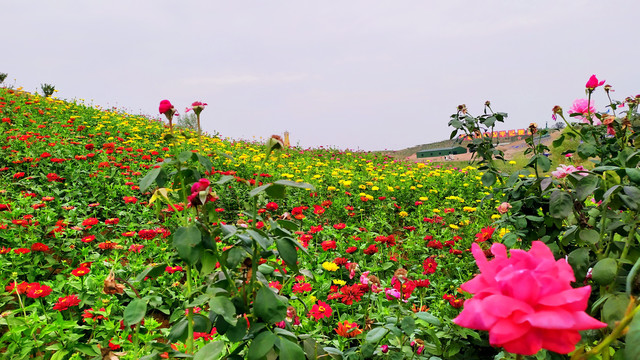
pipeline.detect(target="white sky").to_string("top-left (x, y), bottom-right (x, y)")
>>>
top-left (5, 1), bottom-right (640, 151)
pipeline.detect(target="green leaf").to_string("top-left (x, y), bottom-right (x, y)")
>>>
top-left (50, 350), bottom-right (70, 360)
top-left (140, 166), bottom-right (161, 192)
top-left (216, 175), bottom-right (235, 185)
top-left (576, 175), bottom-right (599, 201)
top-left (414, 312), bottom-right (441, 326)
top-left (549, 190), bottom-right (573, 219)
top-left (578, 229), bottom-right (600, 245)
top-left (178, 150), bottom-right (194, 163)
top-left (481, 171), bottom-right (496, 187)
top-left (124, 298), bottom-right (147, 326)
top-left (248, 331), bottom-right (277, 360)
top-left (74, 344), bottom-right (100, 356)
top-left (209, 296), bottom-right (237, 326)
top-left (536, 155), bottom-right (551, 172)
top-left (265, 184), bottom-right (286, 199)
top-left (626, 168), bottom-right (640, 185)
top-left (567, 248), bottom-right (590, 283)
top-left (577, 142), bottom-right (597, 158)
top-left (592, 166), bottom-right (621, 173)
top-left (276, 220), bottom-right (299, 232)
top-left (400, 316), bottom-right (415, 335)
top-left (200, 250), bottom-right (216, 277)
top-left (196, 153), bottom-right (213, 171)
top-left (277, 337), bottom-right (305, 360)
top-left (226, 247), bottom-right (246, 269)
top-left (173, 225), bottom-right (203, 265)
top-left (624, 186), bottom-right (640, 203)
top-left (592, 258), bottom-right (617, 285)
top-left (249, 183), bottom-right (272, 198)
top-left (194, 341), bottom-right (225, 360)
top-left (365, 327), bottom-right (389, 343)
top-left (247, 229), bottom-right (271, 250)
top-left (225, 315), bottom-right (247, 342)
top-left (273, 179), bottom-right (316, 191)
top-left (603, 294), bottom-right (630, 328)
top-left (626, 311), bottom-right (640, 360)
top-left (254, 286), bottom-right (287, 324)
top-left (136, 263), bottom-right (168, 282)
top-left (276, 238), bottom-right (298, 273)
top-left (552, 134), bottom-right (565, 147)
top-left (168, 319), bottom-right (188, 343)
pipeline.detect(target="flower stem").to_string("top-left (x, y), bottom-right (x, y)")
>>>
top-left (585, 299), bottom-right (639, 358)
top-left (186, 264), bottom-right (194, 354)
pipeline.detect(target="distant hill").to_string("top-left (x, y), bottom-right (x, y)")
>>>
top-left (385, 138), bottom-right (469, 159)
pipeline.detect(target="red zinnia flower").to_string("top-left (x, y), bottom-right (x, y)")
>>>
top-left (81, 235), bottom-right (95, 243)
top-left (166, 266), bottom-right (183, 274)
top-left (265, 202), bottom-right (278, 211)
top-left (31, 242), bottom-right (49, 252)
top-left (129, 244), bottom-right (144, 253)
top-left (422, 258), bottom-right (438, 274)
top-left (26, 283), bottom-right (52, 298)
top-left (475, 226), bottom-right (496, 242)
top-left (53, 294), bottom-right (81, 311)
top-left (321, 240), bottom-right (337, 251)
top-left (82, 218), bottom-right (99, 229)
top-left (292, 283), bottom-right (312, 293)
top-left (363, 244), bottom-right (378, 255)
top-left (333, 223), bottom-right (346, 230)
top-left (71, 267), bottom-right (91, 277)
top-left (309, 301), bottom-right (332, 320)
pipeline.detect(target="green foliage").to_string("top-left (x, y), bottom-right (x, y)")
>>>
top-left (40, 83), bottom-right (55, 97)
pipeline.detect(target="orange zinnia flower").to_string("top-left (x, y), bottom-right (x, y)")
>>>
top-left (335, 320), bottom-right (362, 338)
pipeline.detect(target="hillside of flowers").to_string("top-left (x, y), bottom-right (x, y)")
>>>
top-left (1, 74), bottom-right (639, 360)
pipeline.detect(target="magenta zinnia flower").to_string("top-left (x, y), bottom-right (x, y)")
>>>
top-left (453, 242), bottom-right (606, 355)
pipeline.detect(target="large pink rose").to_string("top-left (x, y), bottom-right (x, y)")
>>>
top-left (453, 242), bottom-right (606, 355)
top-left (568, 99), bottom-right (600, 125)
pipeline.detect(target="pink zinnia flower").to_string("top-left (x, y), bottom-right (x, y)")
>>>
top-left (568, 99), bottom-right (600, 125)
top-left (453, 241), bottom-right (606, 355)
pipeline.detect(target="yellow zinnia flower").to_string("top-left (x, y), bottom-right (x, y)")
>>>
top-left (322, 262), bottom-right (339, 271)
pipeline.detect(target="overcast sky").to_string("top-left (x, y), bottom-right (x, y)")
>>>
top-left (5, 1), bottom-right (640, 151)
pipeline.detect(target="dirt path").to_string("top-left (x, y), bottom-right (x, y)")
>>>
top-left (405, 131), bottom-right (562, 163)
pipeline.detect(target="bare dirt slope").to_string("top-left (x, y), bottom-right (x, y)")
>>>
top-left (405, 131), bottom-right (562, 163)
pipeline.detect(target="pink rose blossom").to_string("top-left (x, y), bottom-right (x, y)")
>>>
top-left (551, 164), bottom-right (585, 179)
top-left (496, 202), bottom-right (512, 215)
top-left (159, 100), bottom-right (173, 114)
top-left (568, 99), bottom-right (600, 125)
top-left (185, 101), bottom-right (207, 115)
top-left (585, 75), bottom-right (605, 90)
top-left (453, 242), bottom-right (606, 355)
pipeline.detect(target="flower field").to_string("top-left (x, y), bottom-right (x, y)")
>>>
top-left (1, 75), bottom-right (639, 360)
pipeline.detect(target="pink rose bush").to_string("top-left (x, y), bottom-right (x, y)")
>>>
top-left (453, 241), bottom-right (606, 355)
